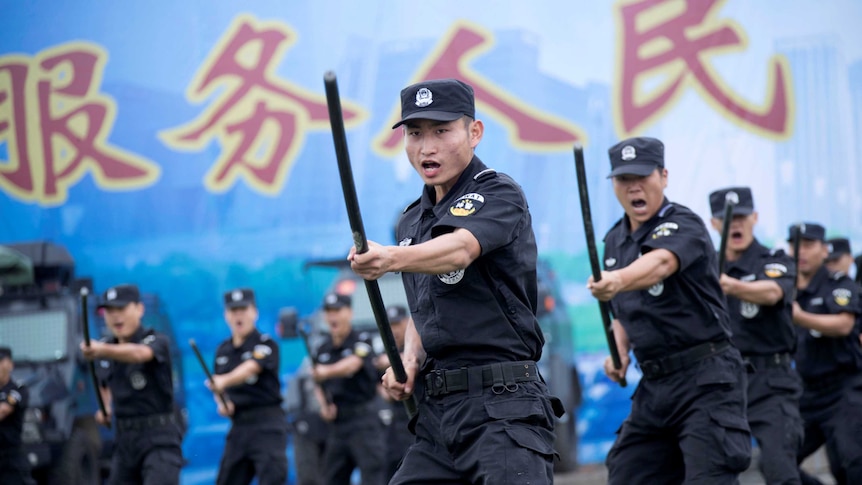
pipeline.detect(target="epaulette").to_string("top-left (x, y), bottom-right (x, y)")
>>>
top-left (403, 197), bottom-right (421, 213)
top-left (658, 203), bottom-right (674, 218)
top-left (831, 271), bottom-right (847, 281)
top-left (261, 334), bottom-right (271, 342)
top-left (473, 168), bottom-right (497, 182)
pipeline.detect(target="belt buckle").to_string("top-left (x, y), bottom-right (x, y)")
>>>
top-left (641, 360), bottom-right (662, 378)
top-left (431, 369), bottom-right (445, 396)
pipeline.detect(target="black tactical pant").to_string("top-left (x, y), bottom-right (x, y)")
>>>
top-left (384, 401), bottom-right (414, 482)
top-left (745, 362), bottom-right (804, 484)
top-left (391, 380), bottom-right (556, 484)
top-left (323, 404), bottom-right (386, 485)
top-left (798, 373), bottom-right (862, 485)
top-left (607, 346), bottom-right (751, 484)
top-left (108, 422), bottom-right (183, 485)
top-left (217, 416), bottom-right (288, 485)
top-left (0, 448), bottom-right (35, 485)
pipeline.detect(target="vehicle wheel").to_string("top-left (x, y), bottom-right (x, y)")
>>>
top-left (51, 418), bottom-right (102, 485)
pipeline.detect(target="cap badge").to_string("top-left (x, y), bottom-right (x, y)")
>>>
top-left (726, 191), bottom-right (739, 205)
top-left (415, 87), bottom-right (433, 107)
top-left (232, 290), bottom-right (243, 302)
top-left (106, 288), bottom-right (117, 300)
top-left (325, 294), bottom-right (337, 305)
top-left (621, 145), bottom-right (636, 161)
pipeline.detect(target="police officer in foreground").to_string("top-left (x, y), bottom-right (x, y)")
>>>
top-left (351, 78), bottom-right (561, 484)
top-left (373, 305), bottom-right (414, 482)
top-left (312, 292), bottom-right (385, 485)
top-left (825, 237), bottom-right (854, 278)
top-left (788, 224), bottom-right (862, 483)
top-left (80, 284), bottom-right (183, 485)
top-left (208, 288), bottom-right (287, 485)
top-left (709, 187), bottom-right (803, 484)
top-left (588, 137), bottom-right (751, 482)
top-left (0, 347), bottom-right (33, 485)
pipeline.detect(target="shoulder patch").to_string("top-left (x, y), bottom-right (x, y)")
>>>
top-left (253, 344), bottom-right (273, 360)
top-left (7, 389), bottom-right (21, 405)
top-left (142, 335), bottom-right (156, 345)
top-left (473, 168), bottom-right (496, 181)
top-left (354, 341), bottom-right (372, 358)
top-left (833, 288), bottom-right (852, 307)
top-left (651, 222), bottom-right (678, 239)
top-left (763, 263), bottom-right (787, 278)
top-left (831, 271), bottom-right (847, 280)
top-left (450, 193), bottom-right (485, 217)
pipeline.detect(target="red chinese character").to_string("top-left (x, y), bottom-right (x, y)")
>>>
top-left (0, 44), bottom-right (159, 205)
top-left (616, 0), bottom-right (791, 137)
top-left (374, 21), bottom-right (585, 157)
top-left (161, 16), bottom-right (363, 193)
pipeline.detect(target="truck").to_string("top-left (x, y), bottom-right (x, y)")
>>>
top-left (0, 241), bottom-right (187, 484)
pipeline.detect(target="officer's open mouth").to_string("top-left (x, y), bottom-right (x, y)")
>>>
top-left (631, 199), bottom-right (647, 209)
top-left (731, 230), bottom-right (743, 241)
top-left (421, 161), bottom-right (440, 173)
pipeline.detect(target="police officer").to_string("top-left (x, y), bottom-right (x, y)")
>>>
top-left (587, 137), bottom-right (751, 482)
top-left (80, 284), bottom-right (183, 485)
top-left (0, 347), bottom-right (33, 485)
top-left (373, 305), bottom-right (414, 482)
top-left (351, 78), bottom-right (560, 484)
top-left (285, 358), bottom-right (326, 485)
top-left (788, 224), bottom-right (862, 483)
top-left (825, 237), bottom-right (854, 278)
top-left (207, 288), bottom-right (287, 485)
top-left (709, 186), bottom-right (803, 484)
top-left (313, 292), bottom-right (385, 485)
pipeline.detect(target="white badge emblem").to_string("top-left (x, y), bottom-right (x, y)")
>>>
top-left (725, 191), bottom-right (740, 205)
top-left (415, 88), bottom-right (433, 107)
top-left (399, 238), bottom-right (412, 247)
top-left (438, 269), bottom-right (465, 285)
top-left (605, 258), bottom-right (617, 268)
top-left (232, 290), bottom-right (243, 302)
top-left (107, 288), bottom-right (117, 300)
top-left (621, 145), bottom-right (636, 161)
top-left (130, 371), bottom-right (147, 390)
top-left (740, 301), bottom-right (760, 319)
top-left (244, 374), bottom-right (259, 385)
top-left (809, 329), bottom-right (823, 338)
top-left (216, 356), bottom-right (229, 365)
top-left (648, 281), bottom-right (664, 297)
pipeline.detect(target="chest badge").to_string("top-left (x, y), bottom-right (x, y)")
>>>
top-left (449, 193), bottom-right (485, 217)
top-left (605, 257), bottom-right (617, 268)
top-left (438, 269), bottom-right (465, 285)
top-left (399, 238), bottom-right (412, 247)
top-left (740, 301), bottom-right (760, 319)
top-left (129, 371), bottom-right (147, 390)
top-left (647, 281), bottom-right (664, 297)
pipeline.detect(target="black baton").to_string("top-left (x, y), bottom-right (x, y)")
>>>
top-left (324, 71), bottom-right (418, 418)
top-left (573, 144), bottom-right (627, 388)
top-left (792, 223), bottom-right (804, 298)
top-left (717, 192), bottom-right (737, 274)
top-left (189, 339), bottom-right (229, 410)
top-left (81, 288), bottom-right (110, 428)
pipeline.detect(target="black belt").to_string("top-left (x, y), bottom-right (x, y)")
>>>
top-left (116, 412), bottom-right (176, 432)
top-left (424, 361), bottom-right (539, 397)
top-left (743, 352), bottom-right (792, 371)
top-left (232, 404), bottom-right (285, 425)
top-left (334, 402), bottom-right (373, 421)
top-left (639, 340), bottom-right (731, 380)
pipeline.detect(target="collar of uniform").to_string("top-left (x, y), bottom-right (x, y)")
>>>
top-left (800, 264), bottom-right (830, 297)
top-left (728, 238), bottom-right (767, 272)
top-left (620, 197), bottom-right (672, 245)
top-left (233, 328), bottom-right (261, 350)
top-left (419, 156), bottom-right (484, 211)
top-left (110, 325), bottom-right (147, 344)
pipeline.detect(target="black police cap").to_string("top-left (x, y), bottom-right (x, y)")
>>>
top-left (392, 79), bottom-right (475, 129)
top-left (224, 288), bottom-right (256, 308)
top-left (97, 284), bottom-right (141, 309)
top-left (787, 223), bottom-right (825, 243)
top-left (0, 346), bottom-right (11, 360)
top-left (708, 187), bottom-right (755, 218)
top-left (322, 292), bottom-right (351, 310)
top-left (607, 137), bottom-right (664, 178)
top-left (826, 237), bottom-right (851, 260)
top-left (386, 305), bottom-right (409, 324)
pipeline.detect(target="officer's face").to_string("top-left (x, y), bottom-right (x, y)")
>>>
top-left (224, 305), bottom-right (258, 339)
top-left (710, 213), bottom-right (757, 252)
top-left (611, 168), bottom-right (668, 231)
top-left (793, 239), bottom-right (828, 276)
top-left (403, 116), bottom-right (483, 199)
top-left (103, 302), bottom-right (145, 342)
top-left (324, 306), bottom-right (353, 342)
top-left (825, 253), bottom-right (853, 275)
top-left (0, 357), bottom-right (11, 384)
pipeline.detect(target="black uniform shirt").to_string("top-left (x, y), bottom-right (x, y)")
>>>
top-left (724, 240), bottom-right (797, 355)
top-left (317, 329), bottom-right (377, 407)
top-left (214, 329), bottom-right (281, 411)
top-left (0, 378), bottom-right (28, 448)
top-left (604, 199), bottom-right (730, 362)
top-left (395, 156), bottom-right (543, 368)
top-left (795, 265), bottom-right (862, 380)
top-left (96, 327), bottom-right (174, 418)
